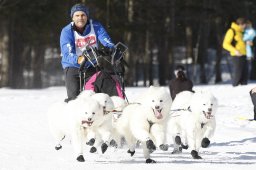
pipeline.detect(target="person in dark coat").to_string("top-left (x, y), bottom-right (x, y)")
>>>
top-left (249, 87), bottom-right (256, 121)
top-left (169, 65), bottom-right (194, 100)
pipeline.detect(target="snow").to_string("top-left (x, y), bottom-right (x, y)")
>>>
top-left (0, 84), bottom-right (256, 170)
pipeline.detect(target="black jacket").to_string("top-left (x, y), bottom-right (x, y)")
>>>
top-left (169, 78), bottom-right (193, 100)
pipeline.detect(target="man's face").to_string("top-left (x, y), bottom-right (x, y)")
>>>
top-left (72, 11), bottom-right (88, 28)
top-left (240, 23), bottom-right (246, 31)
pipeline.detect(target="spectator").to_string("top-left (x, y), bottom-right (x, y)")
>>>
top-left (243, 20), bottom-right (256, 77)
top-left (249, 87), bottom-right (256, 121)
top-left (169, 65), bottom-right (193, 100)
top-left (243, 20), bottom-right (256, 60)
top-left (223, 17), bottom-right (247, 86)
top-left (60, 3), bottom-right (114, 102)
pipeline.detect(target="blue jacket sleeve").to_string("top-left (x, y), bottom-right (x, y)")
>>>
top-left (60, 25), bottom-right (80, 69)
top-left (95, 22), bottom-right (115, 49)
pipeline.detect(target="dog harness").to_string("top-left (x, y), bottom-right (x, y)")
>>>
top-left (147, 119), bottom-right (154, 132)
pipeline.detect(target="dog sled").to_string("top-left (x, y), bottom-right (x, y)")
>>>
top-left (79, 42), bottom-right (128, 100)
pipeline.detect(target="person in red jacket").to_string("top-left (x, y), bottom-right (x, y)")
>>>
top-left (169, 65), bottom-right (194, 100)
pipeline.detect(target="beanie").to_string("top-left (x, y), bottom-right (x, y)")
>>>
top-left (70, 4), bottom-right (89, 18)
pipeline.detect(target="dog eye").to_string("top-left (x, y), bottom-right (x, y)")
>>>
top-left (160, 100), bottom-right (163, 102)
top-left (203, 104), bottom-right (206, 106)
top-left (92, 112), bottom-right (95, 115)
top-left (85, 112), bottom-right (88, 114)
top-left (152, 100), bottom-right (155, 102)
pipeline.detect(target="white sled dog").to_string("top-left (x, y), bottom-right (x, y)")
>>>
top-left (85, 93), bottom-right (115, 154)
top-left (47, 98), bottom-right (103, 162)
top-left (115, 86), bottom-right (172, 163)
top-left (110, 96), bottom-right (128, 147)
top-left (76, 90), bottom-right (95, 101)
top-left (167, 90), bottom-right (218, 159)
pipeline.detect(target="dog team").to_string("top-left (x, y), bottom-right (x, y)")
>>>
top-left (47, 86), bottom-right (218, 163)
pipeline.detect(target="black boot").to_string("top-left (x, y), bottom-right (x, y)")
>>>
top-left (127, 149), bottom-right (135, 156)
top-left (201, 138), bottom-right (210, 148)
top-left (76, 155), bottom-right (85, 162)
top-left (191, 150), bottom-right (202, 159)
top-left (101, 143), bottom-right (108, 154)
top-left (175, 136), bottom-right (182, 145)
top-left (146, 139), bottom-right (156, 153)
top-left (86, 138), bottom-right (95, 146)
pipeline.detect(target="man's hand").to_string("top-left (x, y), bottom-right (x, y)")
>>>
top-left (78, 56), bottom-right (85, 64)
top-left (234, 50), bottom-right (242, 57)
top-left (247, 41), bottom-right (253, 46)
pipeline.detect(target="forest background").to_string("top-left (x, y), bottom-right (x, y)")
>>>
top-left (1, 0), bottom-right (256, 88)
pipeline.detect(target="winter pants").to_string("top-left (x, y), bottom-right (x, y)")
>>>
top-left (64, 67), bottom-right (97, 102)
top-left (64, 67), bottom-right (80, 102)
top-left (249, 90), bottom-right (256, 120)
top-left (231, 55), bottom-right (248, 86)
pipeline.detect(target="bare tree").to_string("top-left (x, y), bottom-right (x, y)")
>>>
top-left (0, 20), bottom-right (9, 87)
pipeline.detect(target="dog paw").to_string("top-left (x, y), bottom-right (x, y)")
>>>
top-left (110, 139), bottom-right (118, 148)
top-left (146, 158), bottom-right (156, 163)
top-left (146, 139), bottom-right (156, 152)
top-left (127, 149), bottom-right (135, 156)
top-left (55, 144), bottom-right (62, 150)
top-left (159, 144), bottom-right (168, 151)
top-left (175, 136), bottom-right (182, 145)
top-left (191, 150), bottom-right (202, 159)
top-left (90, 146), bottom-right (97, 153)
top-left (86, 138), bottom-right (95, 146)
top-left (101, 143), bottom-right (108, 154)
top-left (76, 155), bottom-right (85, 162)
top-left (201, 138), bottom-right (210, 148)
top-left (181, 143), bottom-right (188, 149)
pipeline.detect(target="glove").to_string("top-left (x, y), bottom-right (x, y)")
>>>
top-left (77, 55), bottom-right (85, 64)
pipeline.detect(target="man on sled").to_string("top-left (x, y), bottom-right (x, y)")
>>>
top-left (60, 3), bottom-right (127, 102)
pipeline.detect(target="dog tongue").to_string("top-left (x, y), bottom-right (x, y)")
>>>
top-left (155, 110), bottom-right (163, 119)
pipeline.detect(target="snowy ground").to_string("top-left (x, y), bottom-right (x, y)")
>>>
top-left (0, 84), bottom-right (256, 170)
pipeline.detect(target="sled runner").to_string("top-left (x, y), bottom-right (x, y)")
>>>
top-left (79, 42), bottom-right (128, 100)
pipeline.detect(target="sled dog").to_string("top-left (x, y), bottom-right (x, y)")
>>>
top-left (115, 86), bottom-right (172, 163)
top-left (47, 98), bottom-right (103, 162)
top-left (167, 90), bottom-right (218, 159)
top-left (86, 93), bottom-right (115, 154)
top-left (110, 96), bottom-right (128, 147)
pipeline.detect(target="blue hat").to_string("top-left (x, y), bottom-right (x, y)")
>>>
top-left (70, 4), bottom-right (89, 18)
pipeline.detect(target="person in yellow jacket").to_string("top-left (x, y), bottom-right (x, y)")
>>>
top-left (223, 17), bottom-right (247, 86)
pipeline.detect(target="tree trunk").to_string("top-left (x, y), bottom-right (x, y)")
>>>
top-left (168, 0), bottom-right (176, 80)
top-left (185, 24), bottom-right (194, 81)
top-left (123, 0), bottom-right (134, 86)
top-left (197, 0), bottom-right (211, 84)
top-left (31, 45), bottom-right (44, 88)
top-left (215, 16), bottom-right (223, 83)
top-left (8, 14), bottom-right (25, 88)
top-left (0, 20), bottom-right (9, 87)
top-left (158, 12), bottom-right (170, 85)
